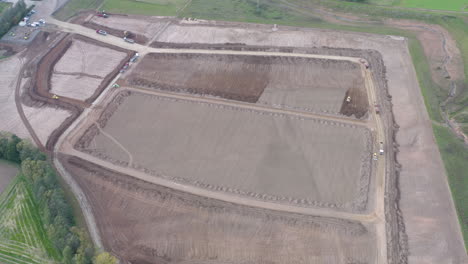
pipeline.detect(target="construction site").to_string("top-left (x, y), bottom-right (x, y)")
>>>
top-left (1, 2), bottom-right (466, 264)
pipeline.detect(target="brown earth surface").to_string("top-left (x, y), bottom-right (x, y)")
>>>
top-left (23, 32), bottom-right (134, 150)
top-left (70, 12), bottom-right (173, 45)
top-left (74, 90), bottom-right (373, 212)
top-left (127, 53), bottom-right (368, 117)
top-left (61, 154), bottom-right (378, 264)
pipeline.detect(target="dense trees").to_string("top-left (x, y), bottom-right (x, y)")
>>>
top-left (0, 133), bottom-right (111, 264)
top-left (0, 0), bottom-right (30, 38)
top-left (94, 252), bottom-right (118, 264)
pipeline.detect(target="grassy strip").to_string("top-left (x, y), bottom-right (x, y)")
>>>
top-left (432, 124), bottom-right (468, 244)
top-left (406, 37), bottom-right (445, 122)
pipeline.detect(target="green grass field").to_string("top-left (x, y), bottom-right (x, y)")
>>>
top-left (398, 0), bottom-right (467, 11)
top-left (53, 0), bottom-right (103, 21)
top-left (0, 176), bottom-right (59, 264)
top-left (364, 0), bottom-right (468, 11)
top-left (101, 0), bottom-right (188, 16)
top-left (54, 0), bottom-right (189, 20)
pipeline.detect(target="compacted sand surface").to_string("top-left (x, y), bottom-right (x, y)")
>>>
top-left (76, 91), bottom-right (372, 211)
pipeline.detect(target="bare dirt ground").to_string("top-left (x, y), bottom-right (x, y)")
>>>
top-left (62, 154), bottom-right (378, 264)
top-left (0, 162), bottom-right (18, 194)
top-left (144, 21), bottom-right (467, 263)
top-left (75, 90), bottom-right (373, 212)
top-left (49, 36), bottom-right (129, 101)
top-left (54, 39), bottom-right (127, 78)
top-left (22, 104), bottom-right (71, 145)
top-left (387, 19), bottom-right (465, 88)
top-left (74, 13), bottom-right (173, 44)
top-left (0, 55), bottom-right (30, 139)
top-left (51, 74), bottom-right (103, 101)
top-left (36, 13), bottom-right (466, 264)
top-left (127, 53), bottom-right (367, 116)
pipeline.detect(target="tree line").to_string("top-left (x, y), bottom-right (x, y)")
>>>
top-left (0, 0), bottom-right (30, 38)
top-left (0, 133), bottom-right (117, 264)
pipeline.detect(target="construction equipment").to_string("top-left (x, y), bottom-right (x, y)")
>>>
top-left (374, 103), bottom-right (380, 114)
top-left (346, 96), bottom-right (351, 103)
top-left (52, 94), bottom-right (59, 99)
top-left (129, 53), bottom-right (139, 63)
top-left (359, 58), bottom-right (370, 69)
top-left (97, 10), bottom-right (109, 18)
top-left (112, 84), bottom-right (120, 88)
top-left (373, 153), bottom-right (378, 161)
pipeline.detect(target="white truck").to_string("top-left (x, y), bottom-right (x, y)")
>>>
top-left (379, 141), bottom-right (384, 155)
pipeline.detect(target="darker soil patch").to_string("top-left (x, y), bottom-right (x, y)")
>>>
top-left (340, 85), bottom-right (369, 119)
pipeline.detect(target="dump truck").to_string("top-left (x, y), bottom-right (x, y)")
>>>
top-left (359, 58), bottom-right (370, 69)
top-left (374, 104), bottom-right (380, 114)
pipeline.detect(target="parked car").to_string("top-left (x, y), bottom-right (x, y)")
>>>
top-left (96, 29), bottom-right (107, 36)
top-left (123, 37), bottom-right (135, 44)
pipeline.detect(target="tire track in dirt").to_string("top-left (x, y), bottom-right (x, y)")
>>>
top-left (94, 122), bottom-right (134, 166)
top-left (125, 86), bottom-right (371, 128)
top-left (14, 56), bottom-right (45, 151)
top-left (53, 71), bottom-right (102, 79)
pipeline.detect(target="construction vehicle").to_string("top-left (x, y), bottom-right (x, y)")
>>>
top-left (96, 29), bottom-right (107, 36)
top-left (112, 84), bottom-right (120, 88)
top-left (379, 141), bottom-right (384, 155)
top-left (373, 153), bottom-right (378, 161)
top-left (52, 94), bottom-right (59, 99)
top-left (374, 103), bottom-right (380, 114)
top-left (129, 53), bottom-right (139, 63)
top-left (97, 10), bottom-right (109, 18)
top-left (359, 58), bottom-right (370, 69)
top-left (346, 96), bottom-right (351, 103)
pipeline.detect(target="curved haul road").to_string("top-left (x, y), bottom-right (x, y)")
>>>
top-left (40, 18), bottom-right (389, 264)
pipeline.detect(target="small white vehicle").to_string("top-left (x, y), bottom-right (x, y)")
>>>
top-left (379, 142), bottom-right (384, 155)
top-left (96, 29), bottom-right (107, 36)
top-left (123, 37), bottom-right (135, 44)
